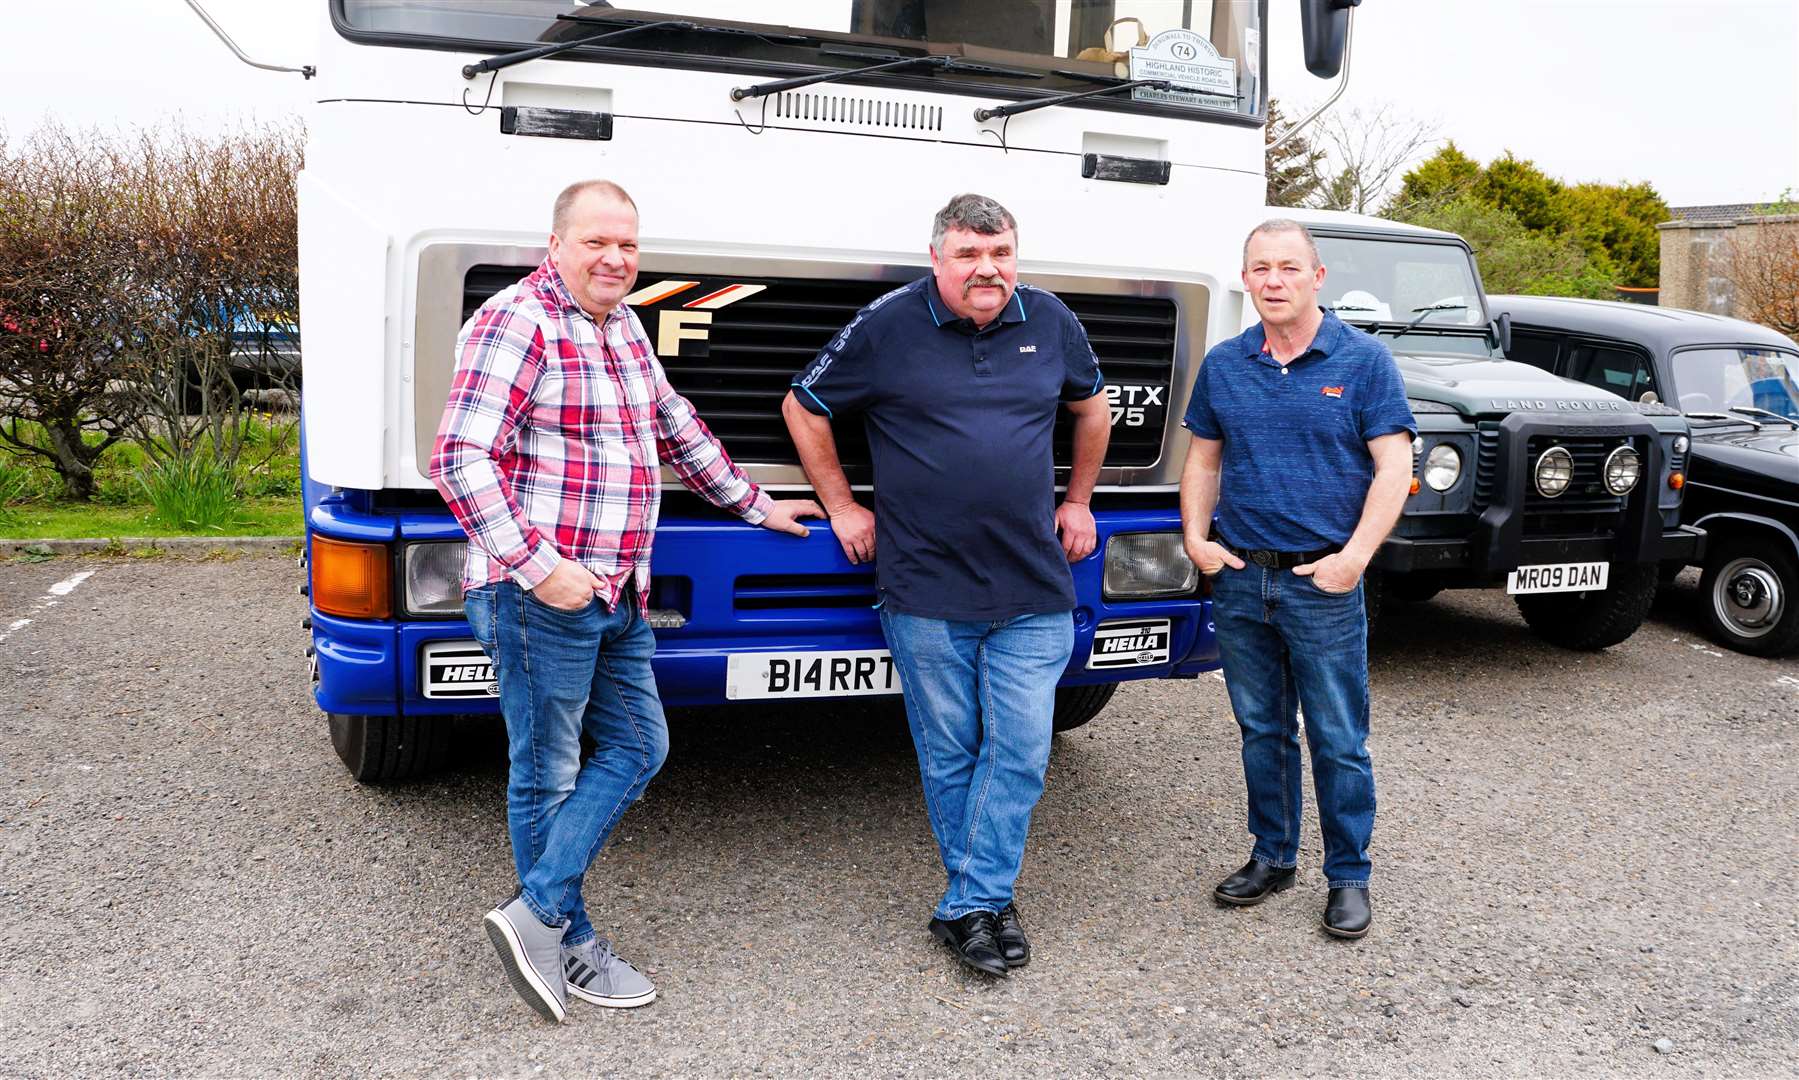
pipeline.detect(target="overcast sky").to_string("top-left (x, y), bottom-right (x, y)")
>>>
top-left (5, 0), bottom-right (1794, 207)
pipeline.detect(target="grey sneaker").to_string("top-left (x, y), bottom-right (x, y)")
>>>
top-left (482, 894), bottom-right (569, 1022)
top-left (563, 937), bottom-right (657, 1008)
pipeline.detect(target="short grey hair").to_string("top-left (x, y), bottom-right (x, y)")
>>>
top-left (931, 193), bottom-right (1018, 251)
top-left (1242, 218), bottom-right (1321, 270)
top-left (552, 179), bottom-right (638, 237)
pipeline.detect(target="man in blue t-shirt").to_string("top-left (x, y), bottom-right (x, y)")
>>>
top-left (1180, 219), bottom-right (1415, 940)
top-left (782, 193), bottom-right (1111, 976)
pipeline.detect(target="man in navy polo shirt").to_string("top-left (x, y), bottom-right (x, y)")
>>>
top-left (781, 193), bottom-right (1111, 976)
top-left (1179, 219), bottom-right (1414, 940)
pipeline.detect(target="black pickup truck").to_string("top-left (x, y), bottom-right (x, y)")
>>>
top-left (1280, 210), bottom-right (1703, 650)
top-left (1488, 295), bottom-right (1799, 656)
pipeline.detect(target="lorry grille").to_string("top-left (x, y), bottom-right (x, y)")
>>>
top-left (734, 572), bottom-right (877, 610)
top-left (462, 267), bottom-right (1175, 482)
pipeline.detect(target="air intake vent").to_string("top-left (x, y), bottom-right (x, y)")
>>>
top-left (775, 91), bottom-right (943, 131)
top-left (461, 268), bottom-right (1174, 479)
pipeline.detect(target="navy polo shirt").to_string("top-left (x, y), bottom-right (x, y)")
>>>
top-left (1182, 310), bottom-right (1415, 552)
top-left (792, 276), bottom-right (1104, 621)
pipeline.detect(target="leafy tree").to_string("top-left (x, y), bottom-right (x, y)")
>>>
top-left (1390, 195), bottom-right (1613, 299)
top-left (1395, 143), bottom-right (1481, 208)
top-left (1265, 99), bottom-right (1325, 208)
top-left (1556, 181), bottom-right (1669, 288)
top-left (1474, 153), bottom-right (1565, 233)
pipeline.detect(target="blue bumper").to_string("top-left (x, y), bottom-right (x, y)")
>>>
top-left (308, 500), bottom-right (1218, 717)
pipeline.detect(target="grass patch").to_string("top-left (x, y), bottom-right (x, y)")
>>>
top-left (139, 454), bottom-right (239, 531)
top-left (0, 496), bottom-right (302, 539)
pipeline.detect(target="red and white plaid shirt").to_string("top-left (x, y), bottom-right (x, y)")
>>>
top-left (429, 258), bottom-right (770, 605)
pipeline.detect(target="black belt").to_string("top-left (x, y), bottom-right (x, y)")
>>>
top-left (1219, 538), bottom-right (1339, 571)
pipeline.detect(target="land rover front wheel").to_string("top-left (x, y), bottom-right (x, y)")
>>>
top-left (1514, 563), bottom-right (1658, 651)
top-left (329, 713), bottom-right (451, 782)
top-left (1052, 683), bottom-right (1118, 733)
top-left (1699, 540), bottom-right (1799, 657)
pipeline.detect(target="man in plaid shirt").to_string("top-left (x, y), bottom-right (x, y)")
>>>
top-left (430, 179), bottom-right (819, 1021)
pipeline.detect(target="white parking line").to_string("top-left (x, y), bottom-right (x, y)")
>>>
top-left (0, 570), bottom-right (97, 645)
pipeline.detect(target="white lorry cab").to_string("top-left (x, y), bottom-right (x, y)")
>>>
top-left (281, 1), bottom-right (1361, 779)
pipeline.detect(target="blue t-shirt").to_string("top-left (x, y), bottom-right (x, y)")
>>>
top-left (792, 276), bottom-right (1104, 621)
top-left (1182, 310), bottom-right (1415, 552)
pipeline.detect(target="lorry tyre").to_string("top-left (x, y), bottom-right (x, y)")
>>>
top-left (1513, 563), bottom-right (1658, 651)
top-left (1052, 683), bottom-right (1118, 733)
top-left (1699, 540), bottom-right (1799, 657)
top-left (329, 713), bottom-right (451, 782)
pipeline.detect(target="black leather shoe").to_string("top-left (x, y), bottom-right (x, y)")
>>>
top-left (1213, 859), bottom-right (1297, 906)
top-left (928, 911), bottom-right (1008, 977)
top-left (1323, 887), bottom-right (1371, 939)
top-left (996, 903), bottom-right (1029, 968)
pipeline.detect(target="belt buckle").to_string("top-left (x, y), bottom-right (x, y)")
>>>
top-left (1251, 550), bottom-right (1276, 568)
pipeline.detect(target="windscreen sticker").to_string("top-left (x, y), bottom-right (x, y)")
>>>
top-left (1130, 29), bottom-right (1237, 108)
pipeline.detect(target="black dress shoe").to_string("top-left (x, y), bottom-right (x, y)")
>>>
top-left (1213, 859), bottom-right (1297, 906)
top-left (996, 903), bottom-right (1029, 968)
top-left (928, 911), bottom-right (1008, 977)
top-left (1323, 887), bottom-right (1371, 939)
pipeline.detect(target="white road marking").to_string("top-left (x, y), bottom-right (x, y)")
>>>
top-left (0, 570), bottom-right (97, 645)
top-left (48, 571), bottom-right (95, 596)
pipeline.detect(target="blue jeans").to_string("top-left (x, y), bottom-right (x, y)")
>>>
top-left (1207, 564), bottom-right (1374, 889)
top-left (880, 609), bottom-right (1074, 920)
top-left (464, 581), bottom-right (669, 946)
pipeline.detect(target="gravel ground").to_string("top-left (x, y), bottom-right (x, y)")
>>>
top-left (1, 554), bottom-right (1795, 1078)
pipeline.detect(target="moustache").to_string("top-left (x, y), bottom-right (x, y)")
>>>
top-left (963, 277), bottom-right (1006, 295)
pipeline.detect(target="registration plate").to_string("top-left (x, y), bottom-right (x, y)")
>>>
top-left (1506, 561), bottom-right (1609, 595)
top-left (421, 640), bottom-right (498, 699)
top-left (1087, 618), bottom-right (1173, 670)
top-left (725, 649), bottom-right (902, 700)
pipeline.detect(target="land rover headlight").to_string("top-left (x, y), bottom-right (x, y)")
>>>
top-left (1673, 435), bottom-right (1690, 454)
top-left (1423, 444), bottom-right (1462, 492)
top-left (403, 541), bottom-right (468, 616)
top-left (1534, 446), bottom-right (1574, 498)
top-left (1603, 445), bottom-right (1642, 495)
top-left (1103, 533), bottom-right (1198, 599)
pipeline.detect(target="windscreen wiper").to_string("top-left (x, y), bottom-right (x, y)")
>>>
top-left (1728, 405), bottom-right (1799, 428)
top-left (731, 50), bottom-right (1040, 101)
top-left (1371, 303), bottom-right (1467, 338)
top-left (974, 77), bottom-right (1223, 122)
top-left (463, 15), bottom-right (812, 79)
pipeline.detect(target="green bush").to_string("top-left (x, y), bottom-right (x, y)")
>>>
top-left (138, 454), bottom-right (240, 531)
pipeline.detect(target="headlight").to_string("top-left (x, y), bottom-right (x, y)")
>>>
top-left (1103, 533), bottom-right (1198, 599)
top-left (1604, 445), bottom-right (1641, 495)
top-left (1673, 435), bottom-right (1689, 454)
top-left (403, 541), bottom-right (468, 616)
top-left (1534, 446), bottom-right (1574, 498)
top-left (1423, 444), bottom-right (1462, 492)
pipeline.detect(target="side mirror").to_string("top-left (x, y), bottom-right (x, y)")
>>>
top-left (1490, 311), bottom-right (1513, 355)
top-left (1299, 0), bottom-right (1362, 79)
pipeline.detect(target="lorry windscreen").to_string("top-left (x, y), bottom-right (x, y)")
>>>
top-left (1313, 234), bottom-right (1491, 357)
top-left (335, 0), bottom-right (1266, 120)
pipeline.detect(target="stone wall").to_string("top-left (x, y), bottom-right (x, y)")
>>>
top-left (1658, 213), bottom-right (1799, 318)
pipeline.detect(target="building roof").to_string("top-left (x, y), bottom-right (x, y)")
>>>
top-left (1666, 203), bottom-right (1761, 224)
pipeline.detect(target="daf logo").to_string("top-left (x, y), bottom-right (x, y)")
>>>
top-left (622, 279), bottom-right (767, 357)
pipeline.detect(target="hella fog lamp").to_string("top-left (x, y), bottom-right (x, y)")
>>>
top-left (1103, 533), bottom-right (1198, 599)
top-left (1603, 445), bottom-right (1641, 495)
top-left (1423, 444), bottom-right (1462, 492)
top-left (1534, 446), bottom-right (1574, 498)
top-left (403, 541), bottom-right (468, 616)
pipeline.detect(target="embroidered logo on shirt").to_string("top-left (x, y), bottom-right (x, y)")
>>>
top-left (1321, 386), bottom-right (1345, 398)
top-left (1018, 344), bottom-right (1038, 353)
